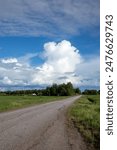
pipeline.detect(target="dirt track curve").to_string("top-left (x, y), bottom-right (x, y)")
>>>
top-left (0, 96), bottom-right (87, 150)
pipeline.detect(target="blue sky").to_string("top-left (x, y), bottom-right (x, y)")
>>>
top-left (0, 0), bottom-right (100, 91)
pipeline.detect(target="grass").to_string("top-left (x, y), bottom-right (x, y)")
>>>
top-left (0, 95), bottom-right (68, 112)
top-left (67, 95), bottom-right (100, 150)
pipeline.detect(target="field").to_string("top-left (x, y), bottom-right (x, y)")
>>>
top-left (0, 95), bottom-right (67, 112)
top-left (67, 95), bottom-right (100, 150)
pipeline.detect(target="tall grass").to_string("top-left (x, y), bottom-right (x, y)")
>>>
top-left (68, 95), bottom-right (100, 150)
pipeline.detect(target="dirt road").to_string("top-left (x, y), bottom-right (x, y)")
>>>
top-left (0, 96), bottom-right (87, 150)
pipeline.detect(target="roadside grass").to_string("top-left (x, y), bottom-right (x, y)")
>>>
top-left (0, 95), bottom-right (68, 112)
top-left (67, 95), bottom-right (100, 150)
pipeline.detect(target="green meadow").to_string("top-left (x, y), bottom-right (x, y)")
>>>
top-left (68, 95), bottom-right (100, 150)
top-left (0, 95), bottom-right (67, 112)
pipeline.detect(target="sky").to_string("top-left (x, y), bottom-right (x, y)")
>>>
top-left (0, 0), bottom-right (100, 91)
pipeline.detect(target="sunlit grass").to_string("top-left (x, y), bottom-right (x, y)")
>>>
top-left (68, 95), bottom-right (100, 150)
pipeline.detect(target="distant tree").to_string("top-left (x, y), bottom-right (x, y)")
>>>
top-left (50, 84), bottom-right (58, 96)
top-left (46, 87), bottom-right (50, 96)
top-left (82, 89), bottom-right (98, 95)
top-left (58, 84), bottom-right (67, 96)
top-left (66, 82), bottom-right (75, 95)
top-left (2, 82), bottom-right (82, 96)
top-left (74, 87), bottom-right (81, 94)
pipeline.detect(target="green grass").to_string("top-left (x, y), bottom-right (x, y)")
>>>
top-left (0, 95), bottom-right (68, 112)
top-left (68, 95), bottom-right (100, 150)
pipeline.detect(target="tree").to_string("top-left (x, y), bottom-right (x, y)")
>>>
top-left (3, 82), bottom-right (82, 96)
top-left (58, 84), bottom-right (67, 96)
top-left (66, 82), bottom-right (75, 95)
top-left (50, 84), bottom-right (58, 96)
top-left (75, 87), bottom-right (81, 94)
top-left (82, 89), bottom-right (98, 95)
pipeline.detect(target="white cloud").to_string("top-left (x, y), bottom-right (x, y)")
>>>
top-left (0, 40), bottom-right (99, 90)
top-left (2, 76), bottom-right (12, 85)
top-left (1, 58), bottom-right (18, 64)
top-left (76, 56), bottom-right (100, 86)
top-left (32, 40), bottom-right (82, 84)
top-left (44, 40), bottom-right (81, 72)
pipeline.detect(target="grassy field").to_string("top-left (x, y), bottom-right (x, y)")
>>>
top-left (67, 95), bottom-right (100, 150)
top-left (0, 95), bottom-right (67, 112)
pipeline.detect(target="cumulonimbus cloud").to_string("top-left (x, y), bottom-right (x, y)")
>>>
top-left (0, 40), bottom-right (99, 90)
top-left (32, 40), bottom-right (82, 84)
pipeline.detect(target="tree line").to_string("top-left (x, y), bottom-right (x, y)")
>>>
top-left (82, 89), bottom-right (100, 95)
top-left (0, 82), bottom-right (100, 96)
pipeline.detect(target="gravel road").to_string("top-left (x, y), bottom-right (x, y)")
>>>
top-left (0, 96), bottom-right (87, 150)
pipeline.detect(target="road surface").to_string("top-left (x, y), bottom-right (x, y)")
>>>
top-left (0, 96), bottom-right (87, 150)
